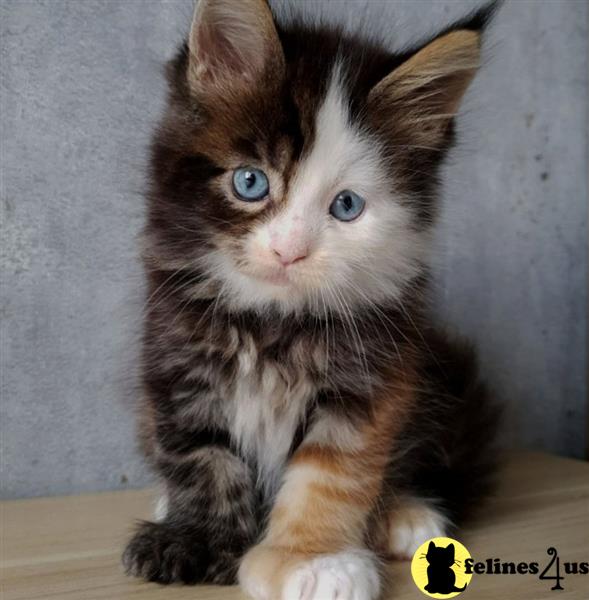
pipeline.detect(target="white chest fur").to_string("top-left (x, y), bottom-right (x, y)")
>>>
top-left (223, 337), bottom-right (314, 495)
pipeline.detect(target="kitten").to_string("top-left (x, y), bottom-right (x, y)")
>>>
top-left (122, 0), bottom-right (500, 598)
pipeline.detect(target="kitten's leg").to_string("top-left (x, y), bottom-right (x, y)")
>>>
top-left (239, 387), bottom-right (412, 600)
top-left (123, 433), bottom-right (257, 585)
top-left (386, 497), bottom-right (450, 560)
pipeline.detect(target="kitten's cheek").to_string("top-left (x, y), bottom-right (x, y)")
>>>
top-left (241, 238), bottom-right (271, 269)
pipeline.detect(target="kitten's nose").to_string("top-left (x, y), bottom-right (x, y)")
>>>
top-left (268, 220), bottom-right (310, 266)
top-left (271, 246), bottom-right (308, 266)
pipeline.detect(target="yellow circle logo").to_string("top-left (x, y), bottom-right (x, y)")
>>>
top-left (411, 537), bottom-right (473, 598)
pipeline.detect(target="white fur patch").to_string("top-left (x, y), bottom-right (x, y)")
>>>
top-left (240, 568), bottom-right (272, 600)
top-left (223, 338), bottom-right (313, 495)
top-left (388, 499), bottom-right (450, 560)
top-left (282, 550), bottom-right (381, 600)
top-left (153, 491), bottom-right (168, 522)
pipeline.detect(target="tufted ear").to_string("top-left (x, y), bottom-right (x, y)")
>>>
top-left (368, 4), bottom-right (497, 146)
top-left (187, 0), bottom-right (284, 95)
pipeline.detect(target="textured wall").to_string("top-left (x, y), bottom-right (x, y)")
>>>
top-left (1, 0), bottom-right (587, 499)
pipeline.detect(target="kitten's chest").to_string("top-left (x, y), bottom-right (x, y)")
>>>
top-left (221, 335), bottom-right (317, 491)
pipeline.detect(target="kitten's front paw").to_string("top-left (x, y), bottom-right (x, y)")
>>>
top-left (284, 550), bottom-right (381, 600)
top-left (239, 545), bottom-right (381, 600)
top-left (122, 521), bottom-right (207, 584)
top-left (124, 520), bottom-right (244, 585)
top-left (388, 500), bottom-right (449, 560)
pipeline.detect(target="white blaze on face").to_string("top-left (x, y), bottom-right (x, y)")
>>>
top-left (220, 65), bottom-right (429, 314)
top-left (264, 64), bottom-right (383, 267)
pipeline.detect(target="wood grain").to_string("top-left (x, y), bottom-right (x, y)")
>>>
top-left (1, 452), bottom-right (588, 599)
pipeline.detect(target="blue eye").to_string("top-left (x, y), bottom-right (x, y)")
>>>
top-left (329, 190), bottom-right (365, 222)
top-left (232, 167), bottom-right (269, 201)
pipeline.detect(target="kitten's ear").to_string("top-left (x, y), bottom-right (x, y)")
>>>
top-left (428, 541), bottom-right (436, 551)
top-left (368, 4), bottom-right (497, 146)
top-left (446, 544), bottom-right (456, 559)
top-left (187, 0), bottom-right (284, 95)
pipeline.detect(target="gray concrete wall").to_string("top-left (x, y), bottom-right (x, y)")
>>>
top-left (1, 0), bottom-right (587, 499)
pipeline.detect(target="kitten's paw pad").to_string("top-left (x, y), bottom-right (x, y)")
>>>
top-left (388, 500), bottom-right (449, 560)
top-left (122, 521), bottom-right (207, 584)
top-left (283, 551), bottom-right (381, 600)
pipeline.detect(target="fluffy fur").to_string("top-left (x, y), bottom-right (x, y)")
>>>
top-left (122, 1), bottom-right (500, 598)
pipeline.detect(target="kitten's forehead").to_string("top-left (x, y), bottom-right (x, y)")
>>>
top-left (198, 61), bottom-right (374, 210)
top-left (195, 36), bottom-right (384, 192)
top-left (285, 65), bottom-right (385, 211)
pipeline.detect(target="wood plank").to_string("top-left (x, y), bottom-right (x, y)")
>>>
top-left (1, 452), bottom-right (588, 599)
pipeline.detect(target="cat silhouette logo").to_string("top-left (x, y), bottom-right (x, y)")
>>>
top-left (411, 537), bottom-right (473, 598)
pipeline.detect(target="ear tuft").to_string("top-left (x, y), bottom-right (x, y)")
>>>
top-left (449, 0), bottom-right (502, 33)
top-left (188, 0), bottom-right (283, 95)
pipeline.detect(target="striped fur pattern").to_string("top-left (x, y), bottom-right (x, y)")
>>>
top-left (122, 1), bottom-right (500, 598)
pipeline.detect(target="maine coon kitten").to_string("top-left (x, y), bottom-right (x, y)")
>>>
top-left (122, 1), bottom-right (500, 598)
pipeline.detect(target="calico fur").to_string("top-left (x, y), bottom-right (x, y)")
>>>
top-left (123, 1), bottom-right (500, 598)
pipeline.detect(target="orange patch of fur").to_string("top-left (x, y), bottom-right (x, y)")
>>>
top-left (264, 367), bottom-right (419, 556)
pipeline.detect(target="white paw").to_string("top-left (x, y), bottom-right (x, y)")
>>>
top-left (241, 576), bottom-right (271, 600)
top-left (282, 550), bottom-right (380, 600)
top-left (389, 500), bottom-right (449, 560)
top-left (237, 545), bottom-right (275, 600)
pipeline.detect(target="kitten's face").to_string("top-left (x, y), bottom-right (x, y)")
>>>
top-left (201, 71), bottom-right (427, 314)
top-left (147, 0), bottom-right (481, 315)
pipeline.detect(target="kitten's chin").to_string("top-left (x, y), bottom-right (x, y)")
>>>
top-left (232, 269), bottom-right (313, 313)
top-left (212, 252), bottom-right (318, 313)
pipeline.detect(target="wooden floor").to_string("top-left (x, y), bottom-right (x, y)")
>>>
top-left (1, 452), bottom-right (588, 600)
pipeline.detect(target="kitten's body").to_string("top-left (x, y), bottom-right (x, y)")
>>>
top-left (123, 1), bottom-right (500, 598)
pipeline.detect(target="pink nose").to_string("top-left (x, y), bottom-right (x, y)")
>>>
top-left (271, 245), bottom-right (308, 266)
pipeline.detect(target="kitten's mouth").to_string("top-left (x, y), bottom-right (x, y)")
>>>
top-left (249, 268), bottom-right (291, 287)
top-left (238, 259), bottom-right (295, 287)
